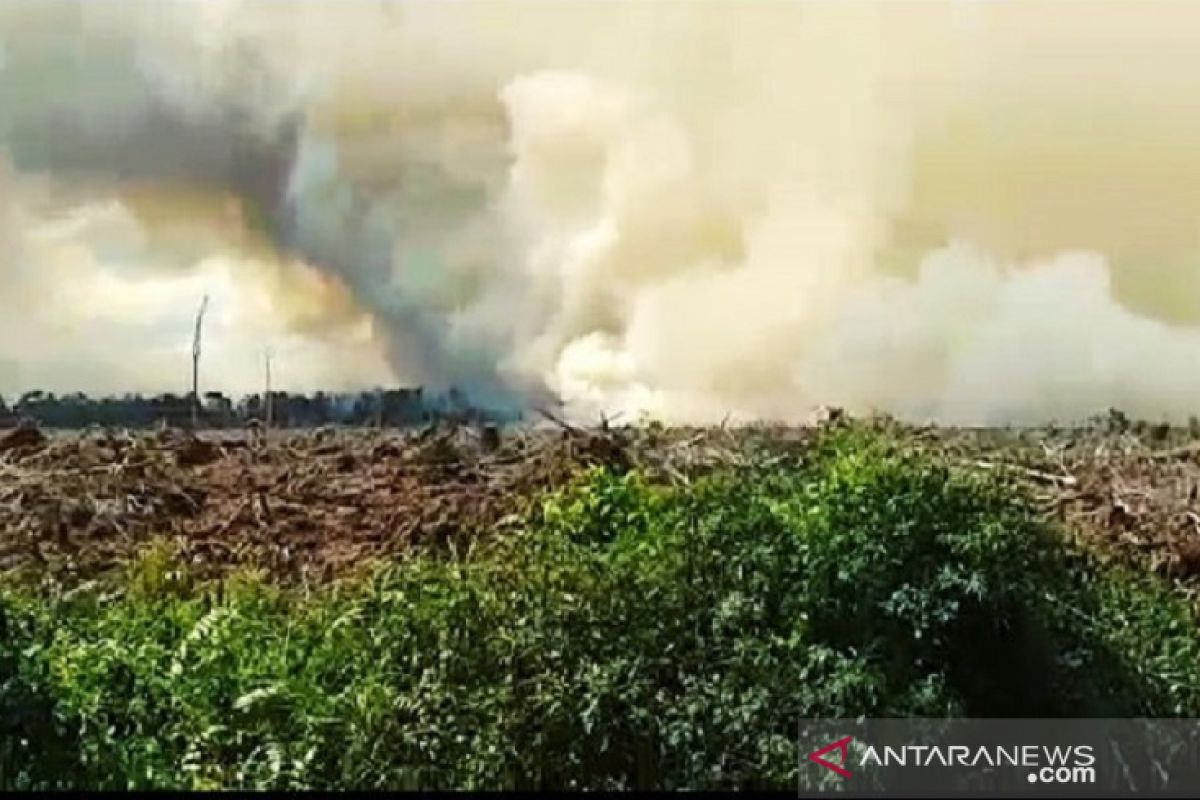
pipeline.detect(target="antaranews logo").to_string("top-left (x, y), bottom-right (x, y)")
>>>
top-left (805, 732), bottom-right (1096, 788)
top-left (808, 736), bottom-right (854, 779)
top-left (801, 718), bottom-right (1200, 797)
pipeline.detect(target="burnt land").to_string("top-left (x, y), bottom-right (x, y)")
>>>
top-left (2, 412), bottom-right (1199, 589)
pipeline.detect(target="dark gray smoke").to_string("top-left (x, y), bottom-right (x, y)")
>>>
top-left (0, 5), bottom-right (524, 406)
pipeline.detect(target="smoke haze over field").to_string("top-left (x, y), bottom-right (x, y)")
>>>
top-left (5, 1), bottom-right (1200, 423)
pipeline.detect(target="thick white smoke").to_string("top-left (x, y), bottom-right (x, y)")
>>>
top-left (5, 1), bottom-right (1200, 423)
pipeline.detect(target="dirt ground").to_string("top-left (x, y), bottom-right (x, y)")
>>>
top-left (0, 420), bottom-right (791, 583)
top-left (2, 414), bottom-right (1200, 586)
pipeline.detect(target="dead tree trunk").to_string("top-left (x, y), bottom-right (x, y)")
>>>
top-left (191, 295), bottom-right (210, 429)
top-left (264, 348), bottom-right (274, 434)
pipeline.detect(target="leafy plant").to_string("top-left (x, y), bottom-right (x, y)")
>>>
top-left (2, 425), bottom-right (1198, 789)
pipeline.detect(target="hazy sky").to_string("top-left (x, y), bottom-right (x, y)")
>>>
top-left (4, 1), bottom-right (1200, 423)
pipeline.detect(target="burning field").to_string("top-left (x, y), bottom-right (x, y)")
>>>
top-left (7, 0), bottom-right (1200, 790)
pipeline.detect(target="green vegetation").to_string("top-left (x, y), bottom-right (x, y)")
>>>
top-left (3, 426), bottom-right (1199, 789)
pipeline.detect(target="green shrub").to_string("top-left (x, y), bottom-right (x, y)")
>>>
top-left (1, 425), bottom-right (1198, 789)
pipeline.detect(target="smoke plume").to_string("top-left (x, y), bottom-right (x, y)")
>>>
top-left (4, 1), bottom-right (1200, 423)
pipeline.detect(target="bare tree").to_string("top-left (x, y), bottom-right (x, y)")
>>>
top-left (264, 347), bottom-right (274, 433)
top-left (191, 295), bottom-right (210, 429)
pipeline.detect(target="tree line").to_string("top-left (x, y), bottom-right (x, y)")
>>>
top-left (0, 387), bottom-right (518, 429)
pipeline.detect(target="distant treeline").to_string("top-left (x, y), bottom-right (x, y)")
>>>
top-left (0, 388), bottom-right (520, 429)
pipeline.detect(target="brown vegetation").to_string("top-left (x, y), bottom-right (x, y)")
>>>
top-left (0, 420), bottom-right (790, 583)
top-left (3, 413), bottom-right (1200, 587)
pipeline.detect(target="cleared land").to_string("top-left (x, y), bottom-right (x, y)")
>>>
top-left (1, 416), bottom-right (1199, 587)
top-left (3, 415), bottom-right (1200, 789)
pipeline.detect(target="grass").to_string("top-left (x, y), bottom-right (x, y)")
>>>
top-left (2, 425), bottom-right (1198, 789)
